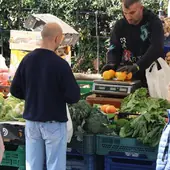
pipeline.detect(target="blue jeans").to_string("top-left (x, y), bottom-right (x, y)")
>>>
top-left (25, 120), bottom-right (67, 170)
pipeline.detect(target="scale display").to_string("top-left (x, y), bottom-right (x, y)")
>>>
top-left (94, 84), bottom-right (130, 94)
top-left (92, 80), bottom-right (141, 96)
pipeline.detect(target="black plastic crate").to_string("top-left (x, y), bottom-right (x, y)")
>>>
top-left (67, 153), bottom-right (95, 170)
top-left (67, 134), bottom-right (95, 155)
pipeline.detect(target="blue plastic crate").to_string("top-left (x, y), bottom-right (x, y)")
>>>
top-left (164, 37), bottom-right (170, 55)
top-left (105, 155), bottom-right (156, 170)
top-left (164, 45), bottom-right (170, 55)
top-left (66, 153), bottom-right (95, 170)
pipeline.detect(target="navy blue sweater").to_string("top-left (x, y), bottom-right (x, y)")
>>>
top-left (10, 48), bottom-right (80, 122)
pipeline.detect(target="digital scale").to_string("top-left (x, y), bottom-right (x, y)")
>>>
top-left (92, 79), bottom-right (141, 96)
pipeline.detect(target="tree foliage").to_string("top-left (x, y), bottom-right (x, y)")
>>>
top-left (0, 0), bottom-right (167, 72)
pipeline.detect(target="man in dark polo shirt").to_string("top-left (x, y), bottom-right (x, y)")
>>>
top-left (10, 22), bottom-right (80, 170)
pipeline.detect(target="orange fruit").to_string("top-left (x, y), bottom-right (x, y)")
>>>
top-left (108, 69), bottom-right (115, 78)
top-left (115, 72), bottom-right (118, 78)
top-left (100, 105), bottom-right (109, 113)
top-left (106, 105), bottom-right (117, 114)
top-left (103, 71), bottom-right (112, 80)
top-left (126, 72), bottom-right (132, 80)
top-left (115, 72), bottom-right (126, 81)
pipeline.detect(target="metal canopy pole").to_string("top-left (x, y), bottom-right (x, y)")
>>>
top-left (76, 10), bottom-right (107, 73)
top-left (0, 25), bottom-right (3, 56)
top-left (158, 0), bottom-right (164, 18)
top-left (95, 11), bottom-right (100, 73)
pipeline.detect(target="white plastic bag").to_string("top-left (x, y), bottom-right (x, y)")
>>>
top-left (0, 55), bottom-right (9, 86)
top-left (0, 54), bottom-right (8, 70)
top-left (146, 57), bottom-right (170, 99)
top-left (168, 0), bottom-right (170, 17)
top-left (66, 104), bottom-right (73, 143)
top-left (0, 133), bottom-right (5, 163)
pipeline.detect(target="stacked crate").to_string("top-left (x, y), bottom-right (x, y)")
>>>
top-left (0, 144), bottom-right (25, 170)
top-left (67, 134), bottom-right (96, 170)
top-left (96, 135), bottom-right (157, 170)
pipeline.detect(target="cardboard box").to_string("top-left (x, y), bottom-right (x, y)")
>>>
top-left (10, 30), bottom-right (41, 51)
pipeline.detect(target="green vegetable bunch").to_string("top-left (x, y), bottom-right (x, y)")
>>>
top-left (0, 95), bottom-right (24, 122)
top-left (68, 100), bottom-right (111, 141)
top-left (119, 88), bottom-right (170, 147)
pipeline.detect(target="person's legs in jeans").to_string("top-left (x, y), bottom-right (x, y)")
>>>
top-left (25, 120), bottom-right (45, 170)
top-left (42, 122), bottom-right (67, 170)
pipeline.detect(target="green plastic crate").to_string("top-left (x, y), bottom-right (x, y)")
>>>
top-left (96, 135), bottom-right (158, 160)
top-left (1, 145), bottom-right (25, 168)
top-left (67, 134), bottom-right (96, 155)
top-left (77, 80), bottom-right (93, 99)
top-left (0, 167), bottom-right (24, 170)
top-left (77, 80), bottom-right (93, 94)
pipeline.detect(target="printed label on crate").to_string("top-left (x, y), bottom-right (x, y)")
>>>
top-left (125, 152), bottom-right (139, 158)
top-left (67, 148), bottom-right (72, 152)
top-left (2, 128), bottom-right (8, 136)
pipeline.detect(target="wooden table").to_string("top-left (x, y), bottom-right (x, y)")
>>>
top-left (86, 94), bottom-right (123, 108)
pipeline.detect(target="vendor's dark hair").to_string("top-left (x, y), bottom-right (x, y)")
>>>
top-left (122, 0), bottom-right (141, 8)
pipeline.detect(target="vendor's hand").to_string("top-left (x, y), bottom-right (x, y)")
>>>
top-left (117, 64), bottom-right (139, 74)
top-left (101, 64), bottom-right (116, 73)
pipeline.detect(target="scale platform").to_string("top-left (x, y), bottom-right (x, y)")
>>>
top-left (92, 79), bottom-right (141, 96)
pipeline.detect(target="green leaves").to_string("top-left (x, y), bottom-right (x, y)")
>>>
top-left (121, 112), bottom-right (166, 147)
top-left (119, 87), bottom-right (169, 147)
top-left (120, 88), bottom-right (170, 115)
top-left (68, 100), bottom-right (111, 141)
top-left (0, 95), bottom-right (24, 121)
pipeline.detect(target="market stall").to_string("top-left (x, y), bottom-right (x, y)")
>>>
top-left (0, 86), bottom-right (170, 169)
top-left (1, 12), bottom-right (170, 170)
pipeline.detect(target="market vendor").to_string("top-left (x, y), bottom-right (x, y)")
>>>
top-left (102, 0), bottom-right (164, 86)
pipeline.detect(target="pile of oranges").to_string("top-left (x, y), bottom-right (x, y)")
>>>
top-left (102, 70), bottom-right (132, 81)
top-left (100, 104), bottom-right (117, 114)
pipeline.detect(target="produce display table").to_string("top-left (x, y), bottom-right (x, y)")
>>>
top-left (86, 94), bottom-right (123, 108)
